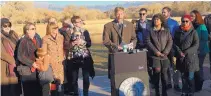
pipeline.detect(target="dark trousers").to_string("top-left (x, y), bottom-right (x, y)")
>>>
top-left (22, 81), bottom-right (42, 96)
top-left (181, 72), bottom-right (195, 94)
top-left (194, 71), bottom-right (203, 92)
top-left (41, 83), bottom-right (50, 96)
top-left (209, 42), bottom-right (211, 73)
top-left (72, 61), bottom-right (90, 96)
top-left (152, 59), bottom-right (169, 96)
top-left (147, 57), bottom-right (153, 83)
top-left (167, 51), bottom-right (174, 86)
top-left (1, 83), bottom-right (21, 96)
top-left (198, 54), bottom-right (206, 81)
top-left (66, 59), bottom-right (74, 93)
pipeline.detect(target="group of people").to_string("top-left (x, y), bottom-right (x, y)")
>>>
top-left (1, 6), bottom-right (211, 96)
top-left (1, 16), bottom-right (95, 96)
top-left (103, 7), bottom-right (210, 96)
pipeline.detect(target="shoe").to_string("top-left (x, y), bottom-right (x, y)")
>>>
top-left (174, 85), bottom-right (182, 92)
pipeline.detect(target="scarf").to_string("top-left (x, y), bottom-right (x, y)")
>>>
top-left (1, 30), bottom-right (18, 44)
top-left (181, 25), bottom-right (192, 31)
top-left (1, 33), bottom-right (16, 77)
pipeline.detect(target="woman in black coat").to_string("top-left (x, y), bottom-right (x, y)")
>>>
top-left (17, 22), bottom-right (42, 96)
top-left (173, 14), bottom-right (199, 96)
top-left (146, 13), bottom-right (173, 96)
top-left (69, 16), bottom-right (95, 96)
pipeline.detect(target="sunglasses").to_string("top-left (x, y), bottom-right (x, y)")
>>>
top-left (28, 28), bottom-right (36, 30)
top-left (182, 20), bottom-right (189, 23)
top-left (2, 24), bottom-right (11, 28)
top-left (76, 21), bottom-right (83, 24)
top-left (139, 13), bottom-right (146, 16)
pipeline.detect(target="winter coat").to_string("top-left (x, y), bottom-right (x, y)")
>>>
top-left (146, 27), bottom-right (173, 60)
top-left (42, 34), bottom-right (65, 84)
top-left (174, 27), bottom-right (199, 72)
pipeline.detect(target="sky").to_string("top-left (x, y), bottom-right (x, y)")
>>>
top-left (33, 1), bottom-right (142, 11)
top-left (44, 1), bottom-right (127, 6)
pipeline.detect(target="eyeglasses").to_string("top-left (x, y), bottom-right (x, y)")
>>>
top-left (182, 20), bottom-right (189, 23)
top-left (28, 28), bottom-right (36, 30)
top-left (75, 21), bottom-right (82, 23)
top-left (139, 13), bottom-right (146, 16)
top-left (2, 24), bottom-right (11, 28)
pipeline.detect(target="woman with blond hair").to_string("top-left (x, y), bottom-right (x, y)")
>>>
top-left (42, 22), bottom-right (65, 95)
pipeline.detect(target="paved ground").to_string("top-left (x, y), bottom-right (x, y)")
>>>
top-left (76, 57), bottom-right (211, 96)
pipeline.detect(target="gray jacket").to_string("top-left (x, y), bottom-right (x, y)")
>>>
top-left (174, 27), bottom-right (199, 72)
top-left (146, 27), bottom-right (173, 60)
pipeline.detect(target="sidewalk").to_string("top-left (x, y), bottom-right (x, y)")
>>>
top-left (77, 64), bottom-right (211, 96)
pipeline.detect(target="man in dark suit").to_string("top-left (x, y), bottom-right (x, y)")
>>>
top-left (102, 6), bottom-right (137, 78)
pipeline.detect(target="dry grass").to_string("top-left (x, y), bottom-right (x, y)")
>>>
top-left (12, 17), bottom-right (181, 44)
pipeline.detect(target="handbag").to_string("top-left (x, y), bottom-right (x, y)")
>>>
top-left (38, 65), bottom-right (54, 85)
top-left (16, 65), bottom-right (32, 76)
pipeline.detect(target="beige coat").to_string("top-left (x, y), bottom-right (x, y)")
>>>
top-left (1, 31), bottom-right (19, 85)
top-left (42, 34), bottom-right (64, 84)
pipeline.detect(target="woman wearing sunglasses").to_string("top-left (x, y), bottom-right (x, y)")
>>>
top-left (190, 10), bottom-right (210, 92)
top-left (17, 22), bottom-right (42, 96)
top-left (68, 16), bottom-right (95, 96)
top-left (1, 18), bottom-right (21, 96)
top-left (173, 15), bottom-right (199, 96)
top-left (42, 22), bottom-right (65, 96)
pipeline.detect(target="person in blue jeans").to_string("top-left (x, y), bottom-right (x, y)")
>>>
top-left (174, 14), bottom-right (199, 96)
top-left (162, 6), bottom-right (181, 91)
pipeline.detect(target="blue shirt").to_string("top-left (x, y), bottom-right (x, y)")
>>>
top-left (167, 18), bottom-right (179, 37)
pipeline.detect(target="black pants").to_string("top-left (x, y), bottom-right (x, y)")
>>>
top-left (194, 71), bottom-right (203, 92)
top-left (181, 72), bottom-right (195, 94)
top-left (1, 83), bottom-right (21, 96)
top-left (152, 59), bottom-right (169, 96)
top-left (22, 81), bottom-right (42, 96)
top-left (167, 51), bottom-right (174, 86)
top-left (41, 83), bottom-right (50, 96)
top-left (66, 59), bottom-right (74, 93)
top-left (72, 61), bottom-right (90, 96)
top-left (147, 57), bottom-right (153, 83)
top-left (209, 42), bottom-right (211, 73)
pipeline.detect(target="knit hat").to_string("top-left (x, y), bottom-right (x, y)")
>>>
top-left (181, 14), bottom-right (192, 21)
top-left (1, 18), bottom-right (12, 27)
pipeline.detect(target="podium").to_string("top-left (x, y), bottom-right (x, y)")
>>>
top-left (110, 51), bottom-right (150, 96)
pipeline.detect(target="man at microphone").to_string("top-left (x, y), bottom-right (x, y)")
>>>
top-left (102, 7), bottom-right (137, 79)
